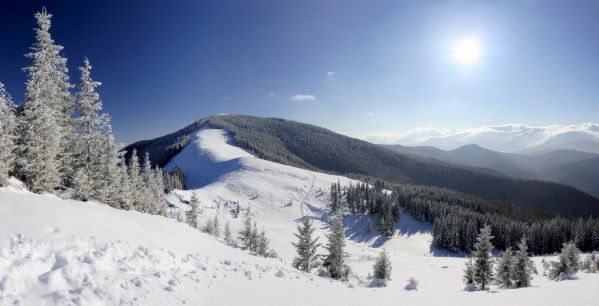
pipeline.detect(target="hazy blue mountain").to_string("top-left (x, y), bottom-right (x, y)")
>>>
top-left (126, 115), bottom-right (599, 217)
top-left (384, 144), bottom-right (599, 197)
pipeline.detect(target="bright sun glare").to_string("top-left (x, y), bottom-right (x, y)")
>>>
top-left (453, 38), bottom-right (482, 66)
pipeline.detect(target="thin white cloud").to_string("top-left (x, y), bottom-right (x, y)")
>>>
top-left (267, 92), bottom-right (276, 99)
top-left (290, 94), bottom-right (316, 102)
top-left (327, 71), bottom-right (336, 78)
top-left (365, 112), bottom-right (375, 117)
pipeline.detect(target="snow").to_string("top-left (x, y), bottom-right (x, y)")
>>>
top-left (1, 128), bottom-right (598, 305)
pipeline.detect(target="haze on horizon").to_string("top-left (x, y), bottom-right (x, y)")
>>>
top-left (1, 0), bottom-right (598, 144)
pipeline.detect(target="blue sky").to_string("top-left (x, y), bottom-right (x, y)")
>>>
top-left (1, 0), bottom-right (598, 144)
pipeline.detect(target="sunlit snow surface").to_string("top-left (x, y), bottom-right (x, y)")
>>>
top-left (0, 129), bottom-right (598, 305)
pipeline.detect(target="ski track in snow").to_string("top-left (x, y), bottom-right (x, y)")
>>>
top-left (1, 129), bottom-right (598, 305)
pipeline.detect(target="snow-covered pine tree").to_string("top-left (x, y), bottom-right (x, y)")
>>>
top-left (116, 153), bottom-right (133, 210)
top-left (473, 225), bottom-right (494, 290)
top-left (548, 242), bottom-right (581, 279)
top-left (204, 217), bottom-right (214, 235)
top-left (256, 229), bottom-right (269, 256)
top-left (140, 152), bottom-right (155, 213)
top-left (495, 247), bottom-right (513, 288)
top-left (323, 215), bottom-right (349, 280)
top-left (251, 222), bottom-right (259, 251)
top-left (0, 83), bottom-right (17, 185)
top-left (512, 236), bottom-right (532, 287)
top-left (238, 207), bottom-right (255, 250)
top-left (330, 182), bottom-right (339, 212)
top-left (292, 218), bottom-right (321, 272)
top-left (127, 149), bottom-right (144, 211)
top-left (372, 249), bottom-right (392, 282)
top-left (18, 8), bottom-right (66, 193)
top-left (186, 193), bottom-right (199, 229)
top-left (96, 127), bottom-right (124, 208)
top-left (213, 215), bottom-right (220, 237)
top-left (73, 57), bottom-right (106, 200)
top-left (463, 257), bottom-right (475, 286)
top-left (224, 220), bottom-right (232, 243)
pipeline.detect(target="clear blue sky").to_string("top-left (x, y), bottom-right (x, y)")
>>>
top-left (1, 0), bottom-right (598, 144)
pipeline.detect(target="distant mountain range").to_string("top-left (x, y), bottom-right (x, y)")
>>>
top-left (126, 115), bottom-right (599, 217)
top-left (384, 144), bottom-right (599, 198)
top-left (365, 123), bottom-right (599, 154)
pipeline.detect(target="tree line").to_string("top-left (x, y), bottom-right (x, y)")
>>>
top-left (396, 184), bottom-right (599, 255)
top-left (0, 8), bottom-right (164, 215)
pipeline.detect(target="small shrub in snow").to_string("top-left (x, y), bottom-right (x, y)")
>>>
top-left (404, 277), bottom-right (419, 291)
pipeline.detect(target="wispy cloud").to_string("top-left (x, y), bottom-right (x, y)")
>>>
top-left (267, 92), bottom-right (276, 99)
top-left (327, 71), bottom-right (336, 79)
top-left (223, 96), bottom-right (232, 101)
top-left (290, 94), bottom-right (316, 102)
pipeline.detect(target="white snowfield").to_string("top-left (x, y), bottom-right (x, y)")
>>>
top-left (0, 128), bottom-right (598, 305)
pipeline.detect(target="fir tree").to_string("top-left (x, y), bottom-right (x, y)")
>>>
top-left (330, 182), bottom-right (340, 212)
top-left (18, 8), bottom-right (67, 193)
top-left (224, 220), bottom-right (232, 243)
top-left (292, 218), bottom-right (321, 272)
top-left (512, 236), bottom-right (532, 287)
top-left (323, 215), bottom-right (349, 280)
top-left (549, 242), bottom-right (581, 279)
top-left (495, 247), bottom-right (513, 288)
top-left (473, 225), bottom-right (494, 290)
top-left (213, 215), bottom-right (220, 237)
top-left (0, 83), bottom-right (17, 185)
top-left (73, 57), bottom-right (106, 200)
top-left (127, 149), bottom-right (144, 211)
top-left (463, 257), bottom-right (475, 286)
top-left (186, 193), bottom-right (199, 229)
top-left (238, 207), bottom-right (255, 251)
top-left (372, 249), bottom-right (392, 282)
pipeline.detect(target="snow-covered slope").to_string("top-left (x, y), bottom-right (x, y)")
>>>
top-left (1, 128), bottom-right (598, 305)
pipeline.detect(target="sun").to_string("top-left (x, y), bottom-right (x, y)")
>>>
top-left (453, 37), bottom-right (482, 66)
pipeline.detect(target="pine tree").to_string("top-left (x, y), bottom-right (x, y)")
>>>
top-left (330, 183), bottom-right (339, 212)
top-left (0, 83), bottom-right (17, 185)
top-left (292, 218), bottom-right (321, 272)
top-left (224, 220), bottom-right (232, 243)
top-left (239, 207), bottom-right (255, 250)
top-left (204, 217), bottom-right (214, 235)
top-left (116, 153), bottom-right (133, 210)
top-left (186, 193), bottom-right (199, 229)
top-left (463, 257), bottom-right (475, 286)
top-left (213, 215), bottom-right (220, 237)
top-left (495, 247), bottom-right (513, 288)
top-left (372, 249), bottom-right (392, 281)
top-left (323, 215), bottom-right (349, 280)
top-left (18, 8), bottom-right (68, 193)
top-left (256, 229), bottom-right (269, 256)
top-left (512, 236), bottom-right (532, 287)
top-left (128, 150), bottom-right (144, 211)
top-left (549, 242), bottom-right (581, 279)
top-left (473, 225), bottom-right (494, 290)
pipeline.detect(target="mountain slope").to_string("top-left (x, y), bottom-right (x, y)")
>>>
top-left (126, 115), bottom-right (599, 217)
top-left (544, 157), bottom-right (599, 198)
